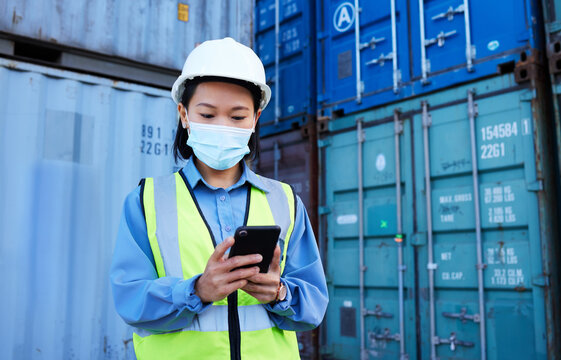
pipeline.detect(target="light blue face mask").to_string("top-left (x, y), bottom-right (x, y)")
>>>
top-left (186, 117), bottom-right (255, 170)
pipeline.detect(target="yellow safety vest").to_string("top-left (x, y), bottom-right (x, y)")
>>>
top-left (134, 170), bottom-right (300, 359)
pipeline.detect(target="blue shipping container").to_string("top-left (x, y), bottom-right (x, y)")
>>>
top-left (0, 59), bottom-right (179, 359)
top-left (319, 73), bottom-right (559, 359)
top-left (317, 0), bottom-right (544, 116)
top-left (255, 0), bottom-right (316, 137)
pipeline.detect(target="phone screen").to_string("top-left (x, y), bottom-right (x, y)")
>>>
top-left (229, 225), bottom-right (281, 273)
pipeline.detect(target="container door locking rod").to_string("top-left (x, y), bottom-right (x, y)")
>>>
top-left (421, 100), bottom-right (437, 360)
top-left (394, 110), bottom-right (407, 360)
top-left (467, 89), bottom-right (487, 359)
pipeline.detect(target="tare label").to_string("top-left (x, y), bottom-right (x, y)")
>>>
top-left (281, 25), bottom-right (301, 55)
top-left (432, 180), bottom-right (526, 230)
top-left (481, 180), bottom-right (526, 228)
top-left (433, 186), bottom-right (475, 231)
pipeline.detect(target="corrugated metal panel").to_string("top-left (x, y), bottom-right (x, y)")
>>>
top-left (319, 73), bottom-right (560, 359)
top-left (0, 0), bottom-right (253, 70)
top-left (255, 127), bottom-right (320, 360)
top-left (0, 59), bottom-right (179, 359)
top-left (317, 0), bottom-right (544, 116)
top-left (254, 0), bottom-right (316, 137)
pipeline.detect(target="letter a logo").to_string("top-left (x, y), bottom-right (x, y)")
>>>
top-left (333, 2), bottom-right (355, 33)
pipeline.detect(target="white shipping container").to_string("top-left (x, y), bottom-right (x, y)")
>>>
top-left (0, 58), bottom-right (179, 359)
top-left (0, 0), bottom-right (253, 69)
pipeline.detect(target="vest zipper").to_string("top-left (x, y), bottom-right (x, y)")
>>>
top-left (227, 291), bottom-right (241, 360)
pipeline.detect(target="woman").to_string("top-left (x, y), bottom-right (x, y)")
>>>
top-left (110, 37), bottom-right (328, 360)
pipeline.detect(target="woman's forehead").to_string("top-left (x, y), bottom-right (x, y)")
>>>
top-left (192, 81), bottom-right (253, 102)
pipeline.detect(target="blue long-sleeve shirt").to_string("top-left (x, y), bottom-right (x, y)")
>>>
top-left (110, 158), bottom-right (328, 334)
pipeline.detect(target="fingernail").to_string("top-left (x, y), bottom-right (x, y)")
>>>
top-left (254, 255), bottom-right (262, 261)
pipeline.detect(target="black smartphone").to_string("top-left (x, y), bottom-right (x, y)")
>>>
top-left (229, 225), bottom-right (281, 273)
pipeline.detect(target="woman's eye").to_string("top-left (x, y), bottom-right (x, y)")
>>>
top-left (200, 113), bottom-right (214, 119)
top-left (232, 116), bottom-right (246, 121)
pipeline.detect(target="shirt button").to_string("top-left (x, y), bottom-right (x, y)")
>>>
top-left (220, 195), bottom-right (226, 201)
top-left (225, 226), bottom-right (231, 232)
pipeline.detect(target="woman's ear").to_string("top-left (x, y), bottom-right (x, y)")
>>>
top-left (254, 109), bottom-right (262, 126)
top-left (178, 103), bottom-right (188, 129)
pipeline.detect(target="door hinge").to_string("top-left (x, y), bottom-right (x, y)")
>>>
top-left (318, 138), bottom-right (332, 148)
top-left (519, 90), bottom-right (536, 101)
top-left (532, 274), bottom-right (550, 287)
top-left (317, 115), bottom-right (331, 134)
top-left (527, 180), bottom-right (543, 192)
top-left (411, 232), bottom-right (427, 246)
top-left (318, 206), bottom-right (331, 215)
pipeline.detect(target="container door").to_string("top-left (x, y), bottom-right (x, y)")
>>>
top-left (318, 0), bottom-right (409, 115)
top-left (255, 0), bottom-right (315, 136)
top-left (411, 0), bottom-right (533, 84)
top-left (322, 117), bottom-right (417, 359)
top-left (414, 81), bottom-right (548, 359)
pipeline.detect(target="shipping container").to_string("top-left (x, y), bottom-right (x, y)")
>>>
top-left (318, 73), bottom-right (560, 359)
top-left (254, 0), bottom-right (317, 137)
top-left (0, 59), bottom-right (179, 359)
top-left (316, 0), bottom-right (545, 116)
top-left (256, 124), bottom-right (319, 228)
top-left (0, 0), bottom-right (252, 70)
top-left (254, 125), bottom-right (320, 359)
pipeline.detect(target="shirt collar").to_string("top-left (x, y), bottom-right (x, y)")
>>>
top-left (181, 156), bottom-right (269, 193)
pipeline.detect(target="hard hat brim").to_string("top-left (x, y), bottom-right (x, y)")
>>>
top-left (171, 74), bottom-right (271, 111)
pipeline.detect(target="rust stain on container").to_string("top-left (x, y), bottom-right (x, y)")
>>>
top-left (12, 8), bottom-right (22, 25)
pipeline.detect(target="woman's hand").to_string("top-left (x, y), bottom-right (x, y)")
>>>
top-left (195, 237), bottom-right (262, 303)
top-left (241, 245), bottom-right (282, 304)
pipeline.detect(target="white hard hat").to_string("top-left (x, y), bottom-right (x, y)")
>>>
top-left (171, 37), bottom-right (271, 110)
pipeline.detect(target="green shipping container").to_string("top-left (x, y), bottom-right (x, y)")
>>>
top-left (319, 73), bottom-right (560, 359)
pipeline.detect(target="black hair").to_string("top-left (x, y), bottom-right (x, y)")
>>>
top-left (172, 76), bottom-right (262, 164)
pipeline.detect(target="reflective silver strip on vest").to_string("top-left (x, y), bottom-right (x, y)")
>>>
top-left (153, 174), bottom-right (183, 278)
top-left (185, 304), bottom-right (275, 332)
top-left (134, 304), bottom-right (275, 336)
top-left (259, 177), bottom-right (292, 242)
